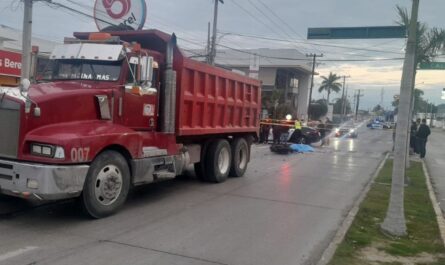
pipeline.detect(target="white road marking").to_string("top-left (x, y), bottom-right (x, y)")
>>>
top-left (0, 246), bottom-right (38, 262)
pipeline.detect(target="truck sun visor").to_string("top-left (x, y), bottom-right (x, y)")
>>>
top-left (50, 43), bottom-right (125, 61)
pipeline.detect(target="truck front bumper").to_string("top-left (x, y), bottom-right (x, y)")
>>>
top-left (0, 159), bottom-right (89, 201)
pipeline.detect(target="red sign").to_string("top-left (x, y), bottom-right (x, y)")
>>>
top-left (94, 0), bottom-right (147, 31)
top-left (0, 50), bottom-right (22, 77)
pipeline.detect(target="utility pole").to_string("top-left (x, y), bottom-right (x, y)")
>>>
top-left (306, 53), bottom-right (323, 118)
top-left (381, 0), bottom-right (420, 237)
top-left (429, 102), bottom-right (434, 127)
top-left (340, 75), bottom-right (351, 121)
top-left (206, 22), bottom-right (211, 64)
top-left (21, 0), bottom-right (33, 81)
top-left (210, 0), bottom-right (224, 65)
top-left (343, 86), bottom-right (349, 116)
top-left (355, 90), bottom-right (364, 120)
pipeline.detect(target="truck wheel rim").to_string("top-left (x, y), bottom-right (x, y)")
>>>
top-left (94, 165), bottom-right (123, 206)
top-left (238, 145), bottom-right (248, 170)
top-left (218, 147), bottom-right (230, 175)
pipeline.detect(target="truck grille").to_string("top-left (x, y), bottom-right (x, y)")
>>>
top-left (0, 99), bottom-right (20, 159)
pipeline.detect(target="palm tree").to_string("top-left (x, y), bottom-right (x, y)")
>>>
top-left (382, 4), bottom-right (445, 237)
top-left (396, 5), bottom-right (445, 68)
top-left (318, 72), bottom-right (342, 104)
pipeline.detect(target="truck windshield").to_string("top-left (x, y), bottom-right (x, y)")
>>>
top-left (49, 60), bottom-right (122, 82)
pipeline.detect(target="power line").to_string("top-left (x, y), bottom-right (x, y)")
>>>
top-left (245, 0), bottom-right (293, 40)
top-left (218, 31), bottom-right (405, 55)
top-left (226, 0), bottom-right (299, 47)
top-left (243, 0), bottom-right (315, 54)
top-left (214, 42), bottom-right (404, 62)
top-left (37, 1), bottom-right (404, 63)
top-left (255, 0), bottom-right (324, 54)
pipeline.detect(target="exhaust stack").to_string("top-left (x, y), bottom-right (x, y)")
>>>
top-left (161, 34), bottom-right (177, 133)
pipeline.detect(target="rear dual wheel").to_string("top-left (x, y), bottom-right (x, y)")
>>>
top-left (205, 139), bottom-right (232, 183)
top-left (197, 138), bottom-right (250, 183)
top-left (229, 138), bottom-right (249, 178)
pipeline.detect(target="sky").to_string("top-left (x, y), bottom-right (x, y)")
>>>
top-left (0, 0), bottom-right (444, 110)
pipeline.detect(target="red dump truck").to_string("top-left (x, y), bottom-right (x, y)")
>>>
top-left (0, 30), bottom-right (261, 218)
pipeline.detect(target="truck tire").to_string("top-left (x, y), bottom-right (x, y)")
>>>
top-left (205, 139), bottom-right (232, 183)
top-left (194, 140), bottom-right (210, 181)
top-left (229, 137), bottom-right (249, 178)
top-left (81, 150), bottom-right (130, 218)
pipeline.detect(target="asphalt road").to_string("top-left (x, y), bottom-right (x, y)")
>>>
top-left (425, 128), bottom-right (445, 215)
top-left (0, 126), bottom-right (392, 265)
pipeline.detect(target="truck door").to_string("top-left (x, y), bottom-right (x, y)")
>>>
top-left (120, 56), bottom-right (158, 131)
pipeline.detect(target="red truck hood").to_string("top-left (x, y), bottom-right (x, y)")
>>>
top-left (21, 81), bottom-right (117, 135)
top-left (28, 81), bottom-right (114, 101)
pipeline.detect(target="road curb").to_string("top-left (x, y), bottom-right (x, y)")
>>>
top-left (316, 152), bottom-right (389, 265)
top-left (422, 161), bottom-right (445, 246)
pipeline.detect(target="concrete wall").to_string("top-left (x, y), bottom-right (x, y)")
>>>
top-left (296, 74), bottom-right (310, 120)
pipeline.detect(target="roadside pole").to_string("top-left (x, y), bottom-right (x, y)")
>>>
top-left (21, 0), bottom-right (33, 80)
top-left (340, 75), bottom-right (351, 121)
top-left (306, 53), bottom-right (323, 119)
top-left (206, 22), bottom-right (211, 64)
top-left (210, 0), bottom-right (223, 65)
top-left (381, 0), bottom-right (420, 237)
top-left (355, 90), bottom-right (363, 121)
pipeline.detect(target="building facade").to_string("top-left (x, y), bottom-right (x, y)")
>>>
top-left (213, 48), bottom-right (313, 120)
top-left (0, 25), bottom-right (57, 86)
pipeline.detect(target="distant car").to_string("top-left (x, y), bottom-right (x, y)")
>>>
top-left (367, 121), bottom-right (392, 129)
top-left (335, 127), bottom-right (358, 138)
top-left (288, 127), bottom-right (321, 144)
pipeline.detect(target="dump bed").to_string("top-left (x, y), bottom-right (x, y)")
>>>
top-left (175, 57), bottom-right (261, 136)
top-left (74, 30), bottom-right (261, 137)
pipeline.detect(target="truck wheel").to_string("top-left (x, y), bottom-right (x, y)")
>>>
top-left (205, 139), bottom-right (232, 183)
top-left (229, 138), bottom-right (249, 178)
top-left (81, 150), bottom-right (130, 218)
top-left (194, 141), bottom-right (210, 182)
top-left (194, 162), bottom-right (206, 181)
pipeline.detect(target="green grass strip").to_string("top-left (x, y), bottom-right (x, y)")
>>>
top-left (329, 160), bottom-right (445, 265)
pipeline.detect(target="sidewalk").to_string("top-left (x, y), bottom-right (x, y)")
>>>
top-left (425, 128), bottom-right (445, 215)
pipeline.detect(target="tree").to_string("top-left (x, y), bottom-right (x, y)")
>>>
top-left (382, 2), bottom-right (445, 237)
top-left (333, 98), bottom-right (351, 115)
top-left (372, 104), bottom-right (383, 112)
top-left (393, 88), bottom-right (430, 114)
top-left (396, 6), bottom-right (445, 68)
top-left (263, 90), bottom-right (297, 119)
top-left (309, 99), bottom-right (328, 120)
top-left (318, 72), bottom-right (342, 104)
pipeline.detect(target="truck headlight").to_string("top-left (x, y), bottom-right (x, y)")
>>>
top-left (350, 129), bottom-right (355, 133)
top-left (30, 143), bottom-right (65, 159)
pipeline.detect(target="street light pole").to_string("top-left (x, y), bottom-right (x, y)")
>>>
top-left (21, 0), bottom-right (33, 81)
top-left (210, 0), bottom-right (224, 65)
top-left (381, 0), bottom-right (420, 237)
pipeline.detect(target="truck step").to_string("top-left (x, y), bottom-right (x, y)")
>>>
top-left (153, 170), bottom-right (176, 181)
top-left (143, 147), bottom-right (168, 158)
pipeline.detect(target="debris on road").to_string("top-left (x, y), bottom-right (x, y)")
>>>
top-left (270, 143), bottom-right (314, 154)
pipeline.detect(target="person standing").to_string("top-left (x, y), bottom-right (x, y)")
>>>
top-left (292, 119), bottom-right (303, 143)
top-left (325, 118), bottom-right (333, 146)
top-left (416, 119), bottom-right (431, 159)
top-left (410, 121), bottom-right (418, 153)
top-left (318, 120), bottom-right (326, 146)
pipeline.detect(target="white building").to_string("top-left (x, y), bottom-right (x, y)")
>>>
top-left (0, 25), bottom-right (59, 86)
